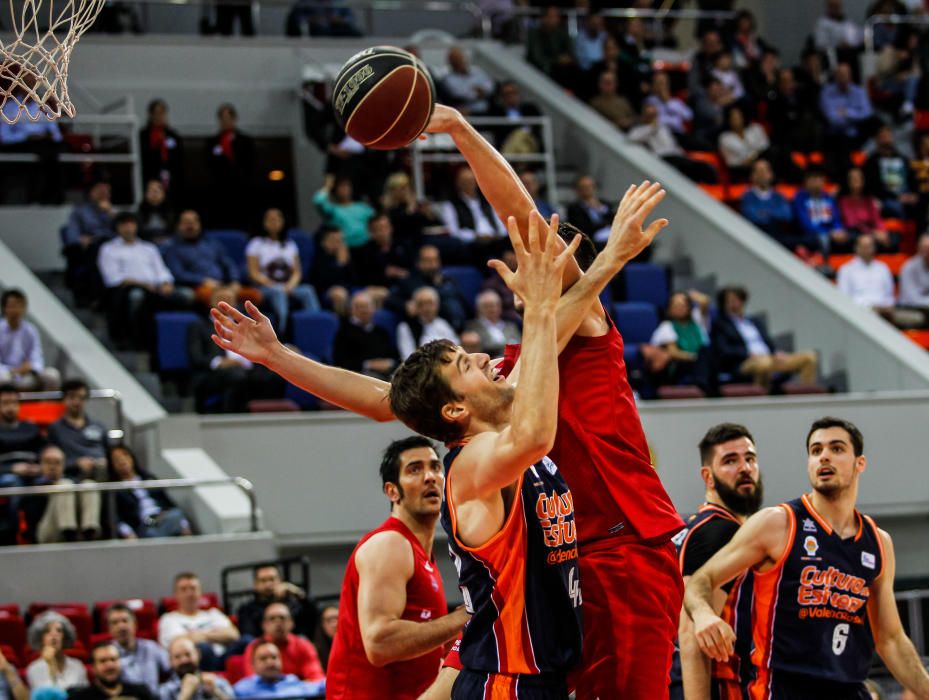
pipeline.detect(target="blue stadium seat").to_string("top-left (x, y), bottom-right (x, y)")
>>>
top-left (623, 263), bottom-right (669, 309)
top-left (373, 308), bottom-right (399, 345)
top-left (443, 266), bottom-right (484, 309)
top-left (292, 310), bottom-right (339, 363)
top-left (288, 228), bottom-right (315, 278)
top-left (156, 312), bottom-right (202, 371)
top-left (612, 302), bottom-right (659, 345)
top-left (204, 230), bottom-right (249, 267)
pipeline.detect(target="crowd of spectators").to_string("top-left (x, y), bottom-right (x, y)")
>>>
top-left (0, 567), bottom-right (336, 700)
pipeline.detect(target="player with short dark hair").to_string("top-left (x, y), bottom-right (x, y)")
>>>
top-left (685, 417), bottom-right (929, 699)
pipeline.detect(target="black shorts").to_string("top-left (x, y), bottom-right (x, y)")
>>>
top-left (452, 668), bottom-right (568, 699)
top-left (766, 671), bottom-right (870, 700)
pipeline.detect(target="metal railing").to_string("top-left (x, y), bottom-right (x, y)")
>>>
top-left (864, 13), bottom-right (929, 53)
top-left (0, 476), bottom-right (260, 535)
top-left (18, 388), bottom-right (126, 440)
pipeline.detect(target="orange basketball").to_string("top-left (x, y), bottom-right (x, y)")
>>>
top-left (332, 46), bottom-right (436, 151)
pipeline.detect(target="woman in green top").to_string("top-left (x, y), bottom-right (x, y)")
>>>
top-left (312, 174), bottom-right (375, 248)
top-left (648, 290), bottom-right (715, 394)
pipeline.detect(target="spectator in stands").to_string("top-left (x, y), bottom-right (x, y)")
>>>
top-left (206, 104), bottom-right (255, 230)
top-left (718, 105), bottom-right (770, 181)
top-left (589, 71), bottom-right (637, 132)
top-left (839, 167), bottom-right (896, 252)
top-left (285, 0), bottom-right (360, 36)
top-left (137, 180), bottom-right (175, 245)
top-left (439, 166), bottom-right (507, 262)
top-left (441, 46), bottom-right (495, 116)
top-left (0, 87), bottom-right (63, 205)
top-left (730, 9), bottom-right (770, 69)
top-left (312, 606), bottom-right (337, 673)
top-left (566, 175), bottom-right (614, 243)
top-left (26, 611), bottom-right (88, 692)
top-left (386, 244), bottom-right (470, 330)
top-left (644, 71), bottom-right (693, 143)
top-left (187, 287), bottom-right (284, 413)
top-left (647, 290), bottom-right (714, 394)
top-left (235, 564), bottom-right (317, 641)
top-left (711, 285), bottom-right (819, 390)
top-left (106, 603), bottom-right (170, 693)
top-left (233, 642), bottom-right (324, 699)
top-left (139, 99), bottom-right (184, 198)
top-left (332, 291), bottom-right (398, 380)
top-left (898, 234), bottom-right (929, 318)
top-left (351, 213), bottom-right (412, 295)
top-left (519, 170), bottom-right (556, 221)
top-left (0, 646), bottom-right (27, 700)
top-left (574, 12), bottom-right (606, 71)
top-left (464, 290), bottom-right (521, 358)
top-left (246, 208), bottom-right (320, 334)
top-left (381, 172), bottom-right (445, 245)
top-left (616, 17), bottom-right (652, 106)
top-left (159, 637), bottom-right (233, 700)
top-left (911, 133), bottom-right (929, 234)
top-left (768, 67), bottom-right (823, 155)
top-left (68, 642), bottom-right (155, 700)
top-left (397, 287), bottom-right (459, 360)
top-left (159, 573), bottom-right (239, 670)
top-left (628, 104), bottom-right (719, 185)
top-left (0, 384), bottom-right (43, 544)
top-left (796, 48), bottom-right (829, 106)
top-left (313, 175), bottom-right (374, 249)
top-left (689, 30), bottom-right (724, 97)
top-left (24, 444), bottom-right (101, 543)
top-left (241, 604), bottom-right (323, 682)
top-left (794, 168), bottom-right (851, 253)
top-left (480, 247), bottom-right (520, 324)
top-left (814, 0), bottom-right (863, 56)
top-left (526, 6), bottom-right (575, 87)
top-left (711, 52), bottom-right (745, 104)
top-left (0, 289), bottom-right (60, 390)
top-left (308, 226), bottom-right (353, 316)
top-left (740, 159), bottom-right (795, 240)
top-left (108, 444), bottom-right (191, 539)
top-left (836, 234), bottom-right (896, 313)
top-left (821, 63), bottom-right (881, 158)
top-left (162, 210), bottom-right (246, 306)
top-left (486, 81), bottom-right (542, 154)
top-left (63, 179), bottom-right (113, 306)
top-left (745, 48), bottom-right (781, 110)
top-left (583, 34), bottom-right (620, 101)
top-left (692, 77), bottom-right (731, 150)
top-left (99, 212), bottom-right (184, 350)
top-left (864, 125), bottom-right (918, 219)
top-left (875, 28), bottom-right (921, 120)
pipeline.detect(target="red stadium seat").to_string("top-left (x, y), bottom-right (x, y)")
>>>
top-left (93, 599), bottom-right (157, 637)
top-left (0, 644), bottom-right (19, 668)
top-left (904, 330), bottom-right (929, 350)
top-left (698, 183), bottom-right (728, 201)
top-left (27, 602), bottom-right (89, 618)
top-left (828, 254), bottom-right (855, 272)
top-left (0, 615), bottom-right (26, 658)
top-left (0, 605), bottom-right (19, 616)
top-left (225, 655), bottom-right (247, 684)
top-left (90, 633), bottom-right (112, 647)
top-left (884, 218), bottom-right (918, 254)
top-left (775, 184), bottom-right (799, 200)
top-left (877, 253), bottom-right (909, 276)
top-left (850, 151), bottom-right (867, 167)
top-left (657, 386), bottom-right (705, 400)
top-left (16, 401), bottom-right (66, 429)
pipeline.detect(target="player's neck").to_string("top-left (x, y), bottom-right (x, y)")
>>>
top-left (704, 493), bottom-right (749, 523)
top-left (808, 489), bottom-right (858, 537)
top-left (391, 510), bottom-right (438, 558)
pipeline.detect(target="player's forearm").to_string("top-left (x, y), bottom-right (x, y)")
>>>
top-left (266, 344), bottom-right (395, 422)
top-left (679, 611), bottom-right (712, 700)
top-left (365, 610), bottom-right (467, 667)
top-left (205, 626), bottom-right (239, 644)
top-left (509, 307), bottom-right (559, 456)
top-left (554, 250), bottom-right (625, 351)
top-left (879, 633), bottom-right (929, 697)
top-left (684, 570), bottom-right (718, 622)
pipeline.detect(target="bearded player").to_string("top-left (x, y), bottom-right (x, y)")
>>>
top-left (685, 417), bottom-right (929, 699)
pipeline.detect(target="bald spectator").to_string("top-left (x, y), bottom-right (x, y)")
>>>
top-left (486, 82), bottom-right (542, 155)
top-left (159, 637), bottom-right (233, 700)
top-left (465, 290), bottom-right (521, 358)
top-left (898, 235), bottom-right (929, 318)
top-left (241, 604), bottom-right (324, 682)
top-left (158, 573), bottom-right (239, 671)
top-left (68, 642), bottom-right (155, 700)
top-left (106, 604), bottom-right (170, 693)
top-left (235, 564), bottom-right (317, 640)
top-left (397, 288), bottom-right (459, 360)
top-left (232, 642), bottom-right (324, 699)
top-left (589, 71), bottom-right (637, 131)
top-left (836, 235), bottom-right (896, 312)
top-left (332, 291), bottom-right (398, 380)
top-left (0, 289), bottom-right (61, 390)
top-left (740, 160), bottom-right (794, 239)
top-left (441, 46), bottom-right (495, 115)
top-left (23, 445), bottom-right (101, 543)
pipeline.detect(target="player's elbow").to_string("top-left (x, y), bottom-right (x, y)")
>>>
top-left (361, 631), bottom-right (394, 667)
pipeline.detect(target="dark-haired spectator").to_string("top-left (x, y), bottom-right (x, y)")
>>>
top-left (899, 235), bottom-right (929, 316)
top-left (332, 291), bottom-right (398, 380)
top-left (106, 604), bottom-right (170, 693)
top-left (246, 208), bottom-right (320, 334)
top-left (730, 9), bottom-right (770, 69)
top-left (711, 286), bottom-right (818, 390)
top-left (692, 77), bottom-right (731, 149)
top-left (308, 226), bottom-right (353, 316)
top-left (386, 245), bottom-right (470, 330)
top-left (439, 167), bottom-right (507, 262)
top-left (814, 0), bottom-right (863, 56)
top-left (718, 106), bottom-right (770, 181)
top-left (99, 212), bottom-right (184, 351)
top-left (519, 170), bottom-right (556, 221)
top-left (644, 71), bottom-right (693, 142)
top-left (628, 105), bottom-right (719, 185)
top-left (768, 67), bottom-right (823, 154)
top-left (566, 175), bottom-right (614, 243)
top-left (617, 17), bottom-right (653, 106)
top-left (47, 379), bottom-right (108, 481)
top-left (875, 28), bottom-right (921, 119)
top-left (584, 34), bottom-right (620, 101)
top-left (159, 637), bottom-right (233, 700)
top-left (740, 160), bottom-right (795, 240)
top-left (0, 384), bottom-right (44, 544)
top-left (235, 565), bottom-right (318, 641)
top-left (109, 445), bottom-right (191, 539)
top-left (62, 179), bottom-right (113, 306)
top-left (206, 104), bottom-right (255, 229)
top-left (285, 0), bottom-right (361, 37)
top-left (397, 288), bottom-right (459, 360)
top-left (486, 82), bottom-right (542, 155)
top-left (745, 48), bottom-right (781, 110)
top-left (0, 289), bottom-right (60, 390)
top-left (836, 235), bottom-right (896, 313)
top-left (464, 290), bottom-right (521, 358)
top-left (23, 444), bottom-right (101, 543)
top-left (794, 169), bottom-right (850, 253)
top-left (821, 63), bottom-right (881, 156)
top-left (526, 6), bottom-right (575, 86)
top-left (796, 49), bottom-right (829, 106)
top-left (241, 605), bottom-right (324, 683)
top-left (839, 168), bottom-right (896, 252)
top-left (864, 125), bottom-right (918, 219)
top-left (26, 611), bottom-right (88, 692)
top-left (442, 46), bottom-right (494, 116)
top-left (68, 642), bottom-right (155, 700)
top-left (575, 13), bottom-right (606, 71)
top-left (688, 30), bottom-right (724, 97)
top-left (312, 606), bottom-right (337, 672)
top-left (159, 573), bottom-right (238, 670)
top-left (647, 290), bottom-right (714, 394)
top-left (188, 288), bottom-right (284, 413)
top-left (233, 642), bottom-right (324, 699)
top-left (590, 71), bottom-right (637, 132)
top-left (139, 99), bottom-right (184, 197)
top-left (711, 52), bottom-right (745, 104)
top-left (137, 180), bottom-right (175, 245)
top-left (313, 174), bottom-right (375, 249)
top-left (0, 646), bottom-right (27, 700)
top-left (381, 172), bottom-right (445, 245)
top-left (351, 214), bottom-right (412, 298)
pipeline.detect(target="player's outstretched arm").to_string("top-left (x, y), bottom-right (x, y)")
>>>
top-left (869, 530), bottom-right (929, 697)
top-left (355, 531), bottom-right (469, 667)
top-left (211, 301), bottom-right (395, 422)
top-left (678, 575), bottom-right (729, 700)
top-left (685, 506), bottom-right (789, 664)
top-left (417, 667), bottom-right (458, 700)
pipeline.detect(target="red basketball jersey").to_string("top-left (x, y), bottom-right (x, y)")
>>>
top-left (501, 317), bottom-right (683, 544)
top-left (326, 516), bottom-right (447, 699)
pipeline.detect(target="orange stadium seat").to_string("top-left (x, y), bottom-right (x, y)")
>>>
top-left (904, 330), bottom-right (929, 350)
top-left (727, 183), bottom-right (750, 202)
top-left (828, 254), bottom-right (855, 271)
top-left (850, 151), bottom-right (867, 167)
top-left (17, 401), bottom-right (66, 429)
top-left (775, 184), bottom-right (799, 200)
top-left (699, 183), bottom-right (728, 201)
top-left (878, 253), bottom-right (909, 276)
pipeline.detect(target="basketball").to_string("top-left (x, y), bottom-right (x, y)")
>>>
top-left (331, 45), bottom-right (435, 151)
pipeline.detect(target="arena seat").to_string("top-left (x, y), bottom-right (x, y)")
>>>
top-left (720, 383), bottom-right (766, 398)
top-left (622, 263), bottom-right (669, 309)
top-left (16, 401), bottom-right (66, 429)
top-left (828, 254), bottom-right (854, 272)
top-left (878, 253), bottom-right (909, 276)
top-left (782, 383), bottom-right (830, 395)
top-left (612, 302), bottom-right (659, 345)
top-left (0, 644), bottom-right (19, 668)
top-left (27, 602), bottom-right (88, 617)
top-left (247, 399), bottom-right (300, 413)
top-left (204, 230), bottom-right (249, 268)
top-left (287, 228), bottom-right (316, 278)
top-left (0, 605), bottom-right (19, 616)
top-left (698, 183), bottom-right (728, 201)
top-left (904, 330), bottom-right (929, 350)
top-left (92, 599), bottom-right (157, 637)
top-left (657, 385), bottom-right (706, 400)
top-left (775, 184), bottom-right (799, 200)
top-left (224, 654), bottom-right (247, 684)
top-left (0, 615), bottom-right (26, 659)
top-left (156, 312), bottom-right (202, 372)
top-left (373, 308), bottom-right (399, 344)
top-left (442, 266), bottom-right (484, 309)
top-left (292, 311), bottom-right (339, 364)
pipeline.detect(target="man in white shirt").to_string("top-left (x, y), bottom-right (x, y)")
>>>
top-left (898, 234), bottom-right (929, 316)
top-left (628, 104), bottom-right (718, 184)
top-left (439, 167), bottom-right (506, 244)
top-left (814, 0), bottom-right (863, 53)
top-left (836, 234), bottom-right (896, 312)
top-left (441, 46), bottom-right (495, 115)
top-left (158, 572), bottom-right (240, 671)
top-left (464, 289), bottom-right (520, 358)
top-left (0, 289), bottom-right (60, 390)
top-left (396, 287), bottom-right (459, 360)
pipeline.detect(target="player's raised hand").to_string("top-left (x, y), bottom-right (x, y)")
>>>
top-left (422, 104), bottom-right (464, 135)
top-left (604, 180), bottom-right (669, 265)
top-left (692, 609), bottom-right (736, 664)
top-left (488, 211), bottom-right (580, 312)
top-left (210, 300), bottom-right (281, 366)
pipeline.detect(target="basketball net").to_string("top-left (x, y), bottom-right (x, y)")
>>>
top-left (0, 0), bottom-right (106, 124)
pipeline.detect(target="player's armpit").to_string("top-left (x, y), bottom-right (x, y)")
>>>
top-left (449, 429), bottom-right (547, 505)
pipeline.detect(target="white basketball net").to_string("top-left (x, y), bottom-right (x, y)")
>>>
top-left (0, 0), bottom-right (106, 123)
